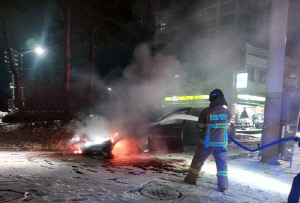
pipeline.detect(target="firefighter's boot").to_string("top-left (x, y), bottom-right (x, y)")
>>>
top-left (184, 172), bottom-right (198, 185)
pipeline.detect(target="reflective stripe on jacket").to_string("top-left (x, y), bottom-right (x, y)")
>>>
top-left (197, 105), bottom-right (232, 149)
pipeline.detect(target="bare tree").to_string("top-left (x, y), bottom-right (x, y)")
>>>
top-left (0, 6), bottom-right (24, 111)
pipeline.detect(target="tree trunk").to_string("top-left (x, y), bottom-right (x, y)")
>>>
top-left (3, 21), bottom-right (23, 111)
top-left (90, 28), bottom-right (95, 89)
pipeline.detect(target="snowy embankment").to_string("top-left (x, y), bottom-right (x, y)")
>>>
top-left (0, 111), bottom-right (8, 123)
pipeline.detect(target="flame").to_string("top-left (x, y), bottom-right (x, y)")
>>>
top-left (72, 143), bottom-right (83, 154)
top-left (112, 138), bottom-right (140, 157)
top-left (111, 132), bottom-right (119, 143)
top-left (73, 149), bottom-right (82, 154)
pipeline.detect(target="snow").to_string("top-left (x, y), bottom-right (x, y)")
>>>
top-left (0, 122), bottom-right (298, 202)
top-left (0, 140), bottom-right (299, 202)
top-left (0, 111), bottom-right (8, 123)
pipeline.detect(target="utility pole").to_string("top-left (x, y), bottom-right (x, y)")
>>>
top-left (261, 0), bottom-right (289, 164)
top-left (64, 1), bottom-right (71, 93)
top-left (90, 28), bottom-right (95, 89)
top-left (3, 21), bottom-right (24, 111)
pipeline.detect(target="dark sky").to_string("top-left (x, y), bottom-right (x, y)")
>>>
top-left (0, 1), bottom-right (133, 96)
top-left (1, 1), bottom-right (300, 95)
top-left (0, 1), bottom-right (54, 94)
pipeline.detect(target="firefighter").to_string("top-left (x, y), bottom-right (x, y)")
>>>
top-left (288, 137), bottom-right (300, 203)
top-left (184, 89), bottom-right (232, 192)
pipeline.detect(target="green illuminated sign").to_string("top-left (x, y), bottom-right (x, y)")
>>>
top-left (165, 95), bottom-right (209, 102)
top-left (237, 94), bottom-right (265, 102)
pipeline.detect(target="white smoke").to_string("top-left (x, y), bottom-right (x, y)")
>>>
top-left (101, 44), bottom-right (186, 127)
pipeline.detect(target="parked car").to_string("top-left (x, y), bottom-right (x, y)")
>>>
top-left (147, 107), bottom-right (236, 153)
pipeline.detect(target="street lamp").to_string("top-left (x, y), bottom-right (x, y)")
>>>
top-left (20, 46), bottom-right (45, 66)
top-left (19, 46), bottom-right (45, 102)
top-left (34, 47), bottom-right (44, 55)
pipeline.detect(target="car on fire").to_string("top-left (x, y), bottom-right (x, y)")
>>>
top-left (71, 131), bottom-right (119, 159)
top-left (70, 107), bottom-right (235, 157)
top-left (147, 107), bottom-right (236, 153)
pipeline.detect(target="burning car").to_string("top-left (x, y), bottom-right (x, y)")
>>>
top-left (71, 132), bottom-right (119, 159)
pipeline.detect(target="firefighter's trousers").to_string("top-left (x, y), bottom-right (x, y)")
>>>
top-left (185, 144), bottom-right (228, 190)
top-left (288, 173), bottom-right (300, 203)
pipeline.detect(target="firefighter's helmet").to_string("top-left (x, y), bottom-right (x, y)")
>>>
top-left (209, 89), bottom-right (224, 102)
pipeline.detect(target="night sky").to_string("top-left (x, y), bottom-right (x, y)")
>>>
top-left (1, 0), bottom-right (300, 111)
top-left (0, 0), bottom-right (135, 96)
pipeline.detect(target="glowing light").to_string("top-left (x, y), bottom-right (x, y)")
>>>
top-left (34, 47), bottom-right (44, 55)
top-left (74, 149), bottom-right (83, 154)
top-left (112, 138), bottom-right (140, 157)
top-left (236, 72), bottom-right (248, 88)
top-left (175, 75), bottom-right (179, 78)
top-left (92, 138), bottom-right (107, 145)
top-left (71, 137), bottom-right (80, 142)
top-left (108, 87), bottom-right (112, 91)
top-left (165, 95), bottom-right (209, 102)
top-left (111, 132), bottom-right (119, 143)
top-left (237, 94), bottom-right (266, 102)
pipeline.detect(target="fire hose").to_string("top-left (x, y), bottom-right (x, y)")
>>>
top-left (228, 136), bottom-right (300, 152)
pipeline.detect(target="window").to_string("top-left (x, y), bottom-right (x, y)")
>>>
top-left (259, 71), bottom-right (266, 83)
top-left (220, 14), bottom-right (235, 25)
top-left (247, 67), bottom-right (255, 81)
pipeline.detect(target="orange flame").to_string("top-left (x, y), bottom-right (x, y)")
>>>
top-left (112, 138), bottom-right (140, 157)
top-left (111, 132), bottom-right (119, 143)
top-left (73, 149), bottom-right (82, 154)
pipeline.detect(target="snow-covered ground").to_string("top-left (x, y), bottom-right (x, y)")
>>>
top-left (0, 141), bottom-right (299, 203)
top-left (0, 111), bottom-right (8, 123)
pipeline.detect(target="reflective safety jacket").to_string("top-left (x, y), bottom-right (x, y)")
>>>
top-left (197, 99), bottom-right (232, 149)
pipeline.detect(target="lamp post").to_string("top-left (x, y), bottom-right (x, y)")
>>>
top-left (20, 46), bottom-right (44, 69)
top-left (19, 46), bottom-right (45, 103)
